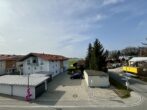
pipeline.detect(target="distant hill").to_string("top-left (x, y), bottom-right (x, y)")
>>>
top-left (67, 58), bottom-right (83, 69)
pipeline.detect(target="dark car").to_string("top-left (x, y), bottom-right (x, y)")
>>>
top-left (70, 72), bottom-right (83, 79)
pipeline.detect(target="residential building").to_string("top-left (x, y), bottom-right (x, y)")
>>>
top-left (0, 55), bottom-right (23, 75)
top-left (20, 53), bottom-right (68, 77)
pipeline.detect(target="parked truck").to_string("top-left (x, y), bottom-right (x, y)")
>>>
top-left (122, 57), bottom-right (147, 76)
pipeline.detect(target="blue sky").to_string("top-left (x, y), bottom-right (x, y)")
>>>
top-left (0, 0), bottom-right (147, 58)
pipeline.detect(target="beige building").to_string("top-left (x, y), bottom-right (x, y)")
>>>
top-left (0, 55), bottom-right (23, 75)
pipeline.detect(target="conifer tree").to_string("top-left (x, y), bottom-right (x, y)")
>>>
top-left (85, 39), bottom-right (108, 72)
top-left (85, 43), bottom-right (92, 69)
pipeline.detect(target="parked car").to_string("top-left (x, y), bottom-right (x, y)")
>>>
top-left (70, 72), bottom-right (83, 79)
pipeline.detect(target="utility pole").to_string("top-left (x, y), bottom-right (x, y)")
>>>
top-left (25, 73), bottom-right (32, 101)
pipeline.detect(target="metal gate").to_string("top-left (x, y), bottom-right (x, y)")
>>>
top-left (35, 82), bottom-right (45, 98)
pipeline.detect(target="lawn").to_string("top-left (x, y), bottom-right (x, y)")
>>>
top-left (67, 58), bottom-right (80, 69)
top-left (109, 77), bottom-right (131, 98)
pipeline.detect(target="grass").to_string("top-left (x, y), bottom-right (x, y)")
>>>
top-left (67, 58), bottom-right (82, 75)
top-left (67, 58), bottom-right (80, 69)
top-left (109, 77), bottom-right (131, 98)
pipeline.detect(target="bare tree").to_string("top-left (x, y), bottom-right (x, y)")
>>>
top-left (142, 38), bottom-right (147, 46)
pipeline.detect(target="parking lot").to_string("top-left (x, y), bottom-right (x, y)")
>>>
top-left (35, 72), bottom-right (142, 107)
top-left (0, 72), bottom-right (143, 108)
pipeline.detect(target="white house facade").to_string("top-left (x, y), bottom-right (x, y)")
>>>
top-left (20, 53), bottom-right (68, 77)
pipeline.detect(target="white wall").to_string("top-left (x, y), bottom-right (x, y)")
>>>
top-left (84, 71), bottom-right (89, 86)
top-left (13, 85), bottom-right (35, 99)
top-left (84, 71), bottom-right (110, 87)
top-left (63, 60), bottom-right (68, 71)
top-left (88, 76), bottom-right (110, 87)
top-left (49, 61), bottom-right (61, 77)
top-left (23, 57), bottom-right (49, 75)
top-left (0, 84), bottom-right (36, 99)
top-left (22, 56), bottom-right (68, 77)
top-left (49, 60), bottom-right (68, 77)
top-left (0, 84), bottom-right (11, 95)
top-left (0, 61), bottom-right (5, 75)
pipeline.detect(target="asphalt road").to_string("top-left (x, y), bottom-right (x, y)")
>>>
top-left (0, 70), bottom-right (147, 110)
top-left (109, 70), bottom-right (147, 97)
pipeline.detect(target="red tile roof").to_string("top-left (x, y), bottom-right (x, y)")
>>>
top-left (0, 54), bottom-right (24, 61)
top-left (20, 53), bottom-right (68, 61)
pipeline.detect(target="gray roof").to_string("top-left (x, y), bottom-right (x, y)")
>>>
top-left (85, 70), bottom-right (108, 76)
top-left (129, 57), bottom-right (147, 62)
top-left (0, 75), bottom-right (49, 86)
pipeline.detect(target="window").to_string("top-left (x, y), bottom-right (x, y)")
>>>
top-left (32, 57), bottom-right (38, 64)
top-left (28, 67), bottom-right (30, 70)
top-left (40, 60), bottom-right (44, 65)
top-left (40, 66), bottom-right (43, 70)
top-left (34, 66), bottom-right (36, 70)
top-left (27, 60), bottom-right (30, 65)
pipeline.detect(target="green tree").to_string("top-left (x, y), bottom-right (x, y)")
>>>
top-left (85, 43), bottom-right (92, 69)
top-left (85, 39), bottom-right (108, 71)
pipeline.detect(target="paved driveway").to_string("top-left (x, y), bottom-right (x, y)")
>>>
top-left (35, 72), bottom-right (142, 107)
top-left (0, 72), bottom-right (143, 109)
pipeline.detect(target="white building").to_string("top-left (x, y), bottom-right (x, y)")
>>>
top-left (0, 75), bottom-right (49, 99)
top-left (129, 57), bottom-right (147, 64)
top-left (84, 70), bottom-right (110, 87)
top-left (20, 53), bottom-right (68, 77)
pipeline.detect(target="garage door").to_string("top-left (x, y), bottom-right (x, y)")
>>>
top-left (35, 82), bottom-right (45, 98)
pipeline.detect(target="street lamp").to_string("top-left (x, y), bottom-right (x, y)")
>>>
top-left (25, 73), bottom-right (32, 101)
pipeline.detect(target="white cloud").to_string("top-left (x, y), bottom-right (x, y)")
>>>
top-left (95, 14), bottom-right (106, 21)
top-left (0, 36), bottom-right (5, 43)
top-left (0, 0), bottom-right (104, 57)
top-left (102, 0), bottom-right (124, 6)
top-left (0, 35), bottom-right (6, 46)
top-left (16, 38), bottom-right (24, 43)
